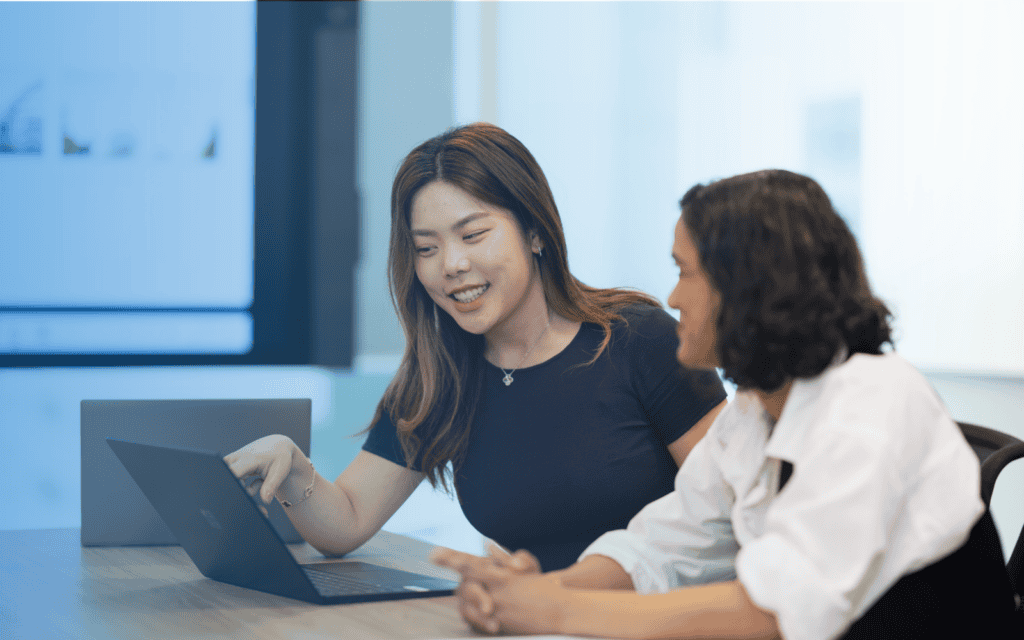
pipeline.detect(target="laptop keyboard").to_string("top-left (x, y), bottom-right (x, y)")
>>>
top-left (303, 566), bottom-right (393, 596)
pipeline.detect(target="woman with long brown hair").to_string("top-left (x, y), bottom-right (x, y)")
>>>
top-left (225, 123), bottom-right (727, 571)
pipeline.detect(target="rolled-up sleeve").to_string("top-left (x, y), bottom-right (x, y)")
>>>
top-left (580, 430), bottom-right (739, 593)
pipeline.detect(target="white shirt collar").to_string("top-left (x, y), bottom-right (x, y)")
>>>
top-left (763, 347), bottom-right (850, 462)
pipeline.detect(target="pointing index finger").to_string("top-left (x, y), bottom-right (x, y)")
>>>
top-left (226, 457), bottom-right (260, 481)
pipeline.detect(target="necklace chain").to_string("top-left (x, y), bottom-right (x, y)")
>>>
top-left (500, 315), bottom-right (552, 386)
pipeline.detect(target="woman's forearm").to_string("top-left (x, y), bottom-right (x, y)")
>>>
top-left (276, 473), bottom-right (373, 556)
top-left (276, 451), bottom-right (423, 557)
top-left (557, 580), bottom-right (780, 640)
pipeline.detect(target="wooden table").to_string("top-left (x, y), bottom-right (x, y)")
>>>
top-left (0, 528), bottom-right (477, 640)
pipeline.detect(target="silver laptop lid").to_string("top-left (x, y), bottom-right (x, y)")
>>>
top-left (81, 398), bottom-right (311, 546)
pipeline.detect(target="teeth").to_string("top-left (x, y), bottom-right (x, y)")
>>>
top-left (452, 285), bottom-right (488, 303)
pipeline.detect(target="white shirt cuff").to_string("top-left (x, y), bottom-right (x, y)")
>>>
top-left (736, 534), bottom-right (852, 640)
top-left (579, 529), bottom-right (667, 594)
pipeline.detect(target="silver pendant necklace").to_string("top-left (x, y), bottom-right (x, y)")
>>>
top-left (499, 315), bottom-right (551, 386)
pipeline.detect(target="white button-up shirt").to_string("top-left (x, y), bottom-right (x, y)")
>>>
top-left (580, 352), bottom-right (984, 640)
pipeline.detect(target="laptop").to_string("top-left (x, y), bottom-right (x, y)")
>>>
top-left (106, 437), bottom-right (458, 605)
top-left (81, 399), bottom-right (311, 546)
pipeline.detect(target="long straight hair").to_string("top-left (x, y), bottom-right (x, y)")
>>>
top-left (373, 123), bottom-right (659, 491)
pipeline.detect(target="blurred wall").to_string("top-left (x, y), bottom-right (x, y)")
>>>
top-left (354, 2), bottom-right (453, 368)
top-left (1, 1), bottom-right (1022, 561)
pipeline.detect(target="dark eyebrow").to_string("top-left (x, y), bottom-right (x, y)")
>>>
top-left (412, 212), bottom-right (493, 237)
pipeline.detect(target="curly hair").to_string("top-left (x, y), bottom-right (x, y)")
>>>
top-left (680, 169), bottom-right (893, 392)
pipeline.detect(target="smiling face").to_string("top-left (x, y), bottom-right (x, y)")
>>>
top-left (667, 217), bottom-right (722, 370)
top-left (410, 181), bottom-right (544, 338)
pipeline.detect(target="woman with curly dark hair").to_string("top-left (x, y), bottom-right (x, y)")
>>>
top-left (435, 170), bottom-right (1017, 639)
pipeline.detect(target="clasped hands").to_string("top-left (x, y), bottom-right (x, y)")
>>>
top-left (431, 542), bottom-right (568, 636)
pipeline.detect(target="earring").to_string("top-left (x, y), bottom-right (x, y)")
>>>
top-left (536, 246), bottom-right (543, 258)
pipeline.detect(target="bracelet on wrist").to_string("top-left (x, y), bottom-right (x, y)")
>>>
top-left (279, 458), bottom-right (316, 508)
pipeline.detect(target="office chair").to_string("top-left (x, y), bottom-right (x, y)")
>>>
top-left (956, 421), bottom-right (1024, 613)
top-left (957, 421), bottom-right (1024, 506)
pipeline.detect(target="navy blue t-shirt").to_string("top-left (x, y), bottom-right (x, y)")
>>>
top-left (362, 304), bottom-right (726, 571)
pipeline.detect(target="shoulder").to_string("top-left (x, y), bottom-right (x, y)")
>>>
top-left (600, 303), bottom-right (679, 371)
top-left (609, 303), bottom-right (676, 343)
top-left (614, 301), bottom-right (671, 325)
top-left (605, 303), bottom-right (725, 398)
top-left (820, 352), bottom-right (938, 411)
top-left (792, 352), bottom-right (955, 451)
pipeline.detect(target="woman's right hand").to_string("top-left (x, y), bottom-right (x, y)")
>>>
top-left (432, 542), bottom-right (543, 634)
top-left (224, 434), bottom-right (301, 508)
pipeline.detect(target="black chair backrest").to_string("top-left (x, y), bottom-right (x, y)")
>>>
top-left (957, 421), bottom-right (1024, 506)
top-left (956, 421), bottom-right (1024, 611)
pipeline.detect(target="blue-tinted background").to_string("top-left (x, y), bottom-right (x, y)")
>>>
top-left (0, 2), bottom-right (254, 355)
top-left (1, 1), bottom-right (1022, 559)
